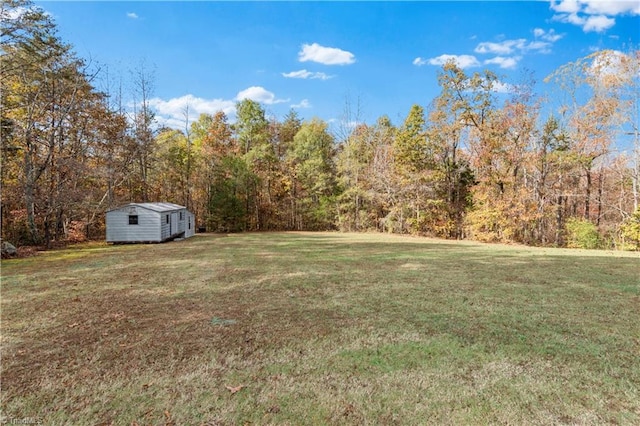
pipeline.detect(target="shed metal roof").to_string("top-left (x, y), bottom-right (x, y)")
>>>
top-left (108, 202), bottom-right (186, 213)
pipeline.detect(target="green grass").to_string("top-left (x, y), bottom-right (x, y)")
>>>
top-left (1, 232), bottom-right (639, 425)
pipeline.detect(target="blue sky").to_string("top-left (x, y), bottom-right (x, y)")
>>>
top-left (37, 1), bottom-right (639, 131)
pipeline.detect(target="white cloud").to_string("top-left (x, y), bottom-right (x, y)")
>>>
top-left (282, 69), bottom-right (333, 80)
top-left (527, 41), bottom-right (550, 53)
top-left (475, 39), bottom-right (553, 55)
top-left (1, 5), bottom-right (51, 21)
top-left (583, 14), bottom-right (616, 32)
top-left (158, 116), bottom-right (195, 130)
top-left (149, 95), bottom-right (235, 117)
top-left (490, 81), bottom-right (516, 93)
top-left (314, 72), bottom-right (334, 80)
top-left (550, 0), bottom-right (638, 32)
top-left (554, 12), bottom-right (615, 32)
top-left (283, 70), bottom-right (311, 78)
top-left (588, 50), bottom-right (637, 88)
top-left (550, 0), bottom-right (581, 14)
top-left (298, 43), bottom-right (355, 65)
top-left (328, 119), bottom-right (361, 131)
top-left (126, 12), bottom-right (138, 19)
top-left (148, 94), bottom-right (236, 128)
top-left (145, 88), bottom-right (290, 129)
top-left (533, 28), bottom-right (564, 42)
top-left (346, 120), bottom-right (362, 130)
top-left (291, 99), bottom-right (311, 109)
top-left (427, 54), bottom-right (481, 69)
top-left (475, 39), bottom-right (526, 55)
top-left (235, 86), bottom-right (289, 105)
top-left (581, 0), bottom-right (640, 15)
top-left (429, 30), bottom-right (561, 74)
top-left (2, 6), bottom-right (28, 20)
top-left (413, 57), bottom-right (428, 66)
top-left (484, 56), bottom-right (521, 69)
top-left (554, 12), bottom-right (582, 26)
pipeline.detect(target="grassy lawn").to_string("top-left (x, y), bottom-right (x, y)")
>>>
top-left (1, 232), bottom-right (639, 425)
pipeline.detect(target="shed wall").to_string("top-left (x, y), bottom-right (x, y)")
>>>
top-left (159, 209), bottom-right (188, 240)
top-left (185, 212), bottom-right (195, 238)
top-left (106, 207), bottom-right (161, 242)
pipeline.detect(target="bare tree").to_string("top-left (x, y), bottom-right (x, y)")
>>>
top-left (129, 60), bottom-right (156, 201)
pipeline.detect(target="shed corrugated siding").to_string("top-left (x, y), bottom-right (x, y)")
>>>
top-left (160, 213), bottom-right (170, 240)
top-left (106, 208), bottom-right (161, 242)
top-left (185, 212), bottom-right (195, 238)
top-left (159, 209), bottom-right (188, 240)
top-left (178, 211), bottom-right (185, 233)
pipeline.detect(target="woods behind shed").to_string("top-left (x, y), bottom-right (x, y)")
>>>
top-left (106, 203), bottom-right (195, 243)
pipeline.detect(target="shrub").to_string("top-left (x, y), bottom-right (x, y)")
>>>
top-left (565, 218), bottom-right (601, 249)
top-left (620, 207), bottom-right (640, 251)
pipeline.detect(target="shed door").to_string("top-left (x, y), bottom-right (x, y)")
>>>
top-left (171, 212), bottom-right (179, 236)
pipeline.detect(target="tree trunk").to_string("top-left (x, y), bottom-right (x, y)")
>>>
top-left (633, 148), bottom-right (639, 212)
top-left (24, 136), bottom-right (40, 245)
top-left (585, 168), bottom-right (591, 220)
top-left (555, 195), bottom-right (564, 246)
top-left (596, 169), bottom-right (604, 226)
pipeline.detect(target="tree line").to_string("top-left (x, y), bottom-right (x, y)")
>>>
top-left (2, 0), bottom-right (639, 249)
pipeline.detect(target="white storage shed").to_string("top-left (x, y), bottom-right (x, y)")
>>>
top-left (106, 202), bottom-right (195, 243)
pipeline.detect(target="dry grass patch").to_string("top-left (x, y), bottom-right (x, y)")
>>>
top-left (1, 232), bottom-right (639, 424)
